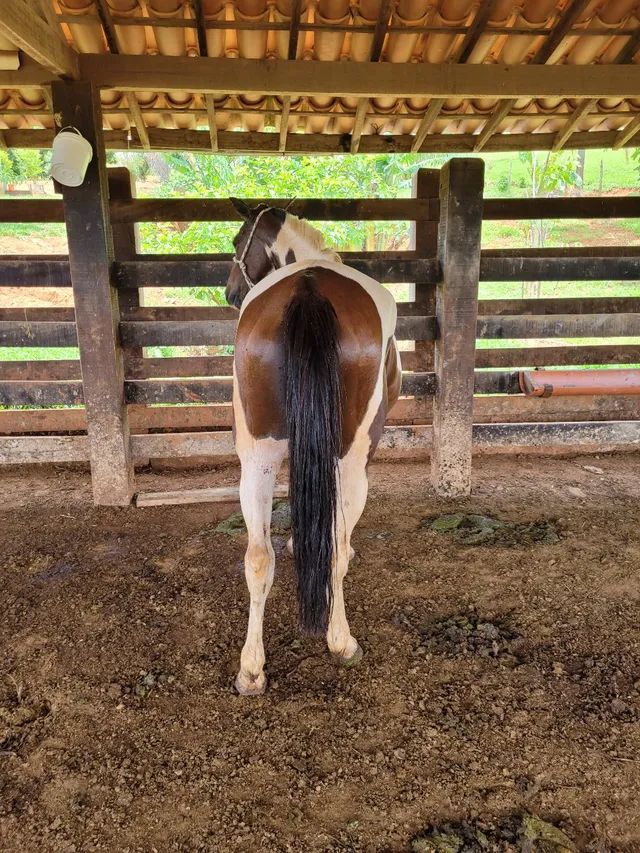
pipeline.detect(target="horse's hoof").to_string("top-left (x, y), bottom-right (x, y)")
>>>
top-left (235, 671), bottom-right (267, 696)
top-left (335, 643), bottom-right (364, 668)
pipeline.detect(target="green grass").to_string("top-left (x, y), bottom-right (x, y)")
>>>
top-left (0, 347), bottom-right (79, 360)
top-left (483, 148), bottom-right (638, 196)
top-left (479, 281), bottom-right (640, 299)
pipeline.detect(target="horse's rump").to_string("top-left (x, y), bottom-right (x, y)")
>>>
top-left (234, 266), bottom-right (386, 452)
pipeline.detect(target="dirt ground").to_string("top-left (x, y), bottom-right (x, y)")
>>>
top-left (1, 454), bottom-right (639, 852)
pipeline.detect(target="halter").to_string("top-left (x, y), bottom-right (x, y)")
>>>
top-left (233, 207), bottom-right (271, 290)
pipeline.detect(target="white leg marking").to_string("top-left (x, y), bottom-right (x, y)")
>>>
top-left (232, 379), bottom-right (286, 695)
top-left (327, 446), bottom-right (369, 663)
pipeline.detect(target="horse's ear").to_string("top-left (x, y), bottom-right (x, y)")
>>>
top-left (230, 197), bottom-right (253, 220)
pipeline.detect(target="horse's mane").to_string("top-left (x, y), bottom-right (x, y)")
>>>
top-left (282, 214), bottom-right (341, 262)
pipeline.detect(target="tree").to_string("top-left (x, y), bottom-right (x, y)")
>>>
top-left (138, 151), bottom-right (447, 304)
top-left (9, 149), bottom-right (46, 190)
top-left (0, 150), bottom-right (15, 191)
top-left (518, 150), bottom-right (580, 297)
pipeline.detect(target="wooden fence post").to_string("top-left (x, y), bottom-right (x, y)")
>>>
top-left (52, 81), bottom-right (133, 506)
top-left (431, 158), bottom-right (484, 497)
top-left (411, 168), bottom-right (439, 371)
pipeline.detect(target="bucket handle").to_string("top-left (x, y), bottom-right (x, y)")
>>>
top-left (56, 126), bottom-right (82, 136)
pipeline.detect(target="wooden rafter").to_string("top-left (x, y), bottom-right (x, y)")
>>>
top-left (277, 0), bottom-right (303, 154)
top-left (78, 54), bottom-right (640, 99)
top-left (350, 99), bottom-right (369, 154)
top-left (350, 0), bottom-right (393, 154)
top-left (205, 94), bottom-right (219, 152)
top-left (94, 0), bottom-right (149, 150)
top-left (530, 0), bottom-right (592, 66)
top-left (413, 3), bottom-right (493, 152)
top-left (552, 15), bottom-right (639, 153)
top-left (0, 0), bottom-right (79, 77)
top-left (369, 0), bottom-right (394, 63)
top-left (552, 98), bottom-right (596, 151)
top-left (474, 100), bottom-right (512, 152)
top-left (191, 0), bottom-right (209, 58)
top-left (611, 23), bottom-right (640, 64)
top-left (278, 97), bottom-right (291, 153)
top-left (411, 98), bottom-right (445, 152)
top-left (190, 0), bottom-right (218, 152)
top-left (453, 0), bottom-right (496, 63)
top-left (613, 113), bottom-right (640, 150)
top-left (474, 0), bottom-right (592, 153)
top-left (287, 0), bottom-right (302, 60)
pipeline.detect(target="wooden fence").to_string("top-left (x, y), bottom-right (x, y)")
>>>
top-left (1, 157), bottom-right (640, 504)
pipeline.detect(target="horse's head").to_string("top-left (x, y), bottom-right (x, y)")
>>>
top-left (226, 199), bottom-right (287, 308)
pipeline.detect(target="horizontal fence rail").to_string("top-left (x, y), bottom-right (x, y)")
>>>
top-left (1, 194), bottom-right (639, 224)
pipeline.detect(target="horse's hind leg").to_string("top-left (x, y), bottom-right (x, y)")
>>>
top-left (235, 439), bottom-right (286, 696)
top-left (327, 446), bottom-right (369, 665)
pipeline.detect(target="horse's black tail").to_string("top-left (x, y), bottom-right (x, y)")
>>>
top-left (284, 270), bottom-right (342, 636)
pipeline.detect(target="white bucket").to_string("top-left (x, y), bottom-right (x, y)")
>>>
top-left (50, 127), bottom-right (93, 187)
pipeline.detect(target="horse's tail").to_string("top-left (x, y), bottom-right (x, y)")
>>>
top-left (284, 270), bottom-right (342, 635)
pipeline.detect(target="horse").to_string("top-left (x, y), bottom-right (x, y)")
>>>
top-left (226, 199), bottom-right (401, 695)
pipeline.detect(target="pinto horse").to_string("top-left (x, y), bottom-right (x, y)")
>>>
top-left (226, 199), bottom-right (401, 695)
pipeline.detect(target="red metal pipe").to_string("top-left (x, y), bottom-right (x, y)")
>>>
top-left (519, 368), bottom-right (640, 397)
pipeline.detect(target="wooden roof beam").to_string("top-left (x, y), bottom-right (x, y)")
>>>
top-left (350, 0), bottom-right (393, 154)
top-left (191, 0), bottom-right (209, 58)
top-left (530, 0), bottom-right (592, 65)
top-left (474, 0), bottom-right (592, 153)
top-left (552, 98), bottom-right (595, 151)
top-left (350, 99), bottom-right (368, 154)
top-left (3, 126), bottom-right (639, 155)
top-left (613, 113), bottom-right (640, 150)
top-left (287, 0), bottom-right (302, 60)
top-left (611, 24), bottom-right (640, 64)
top-left (205, 94), bottom-right (219, 152)
top-left (278, 97), bottom-right (291, 153)
top-left (474, 100), bottom-right (513, 152)
top-left (94, 0), bottom-right (149, 150)
top-left (78, 55), bottom-right (640, 99)
top-left (411, 98), bottom-right (445, 152)
top-left (191, 1), bottom-right (218, 152)
top-left (453, 1), bottom-right (496, 63)
top-left (277, 0), bottom-right (303, 154)
top-left (0, 0), bottom-right (79, 78)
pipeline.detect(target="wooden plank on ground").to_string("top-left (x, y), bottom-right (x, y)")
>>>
top-left (431, 158), bottom-right (484, 497)
top-left (135, 483), bottom-right (289, 508)
top-left (52, 80), bottom-right (134, 506)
